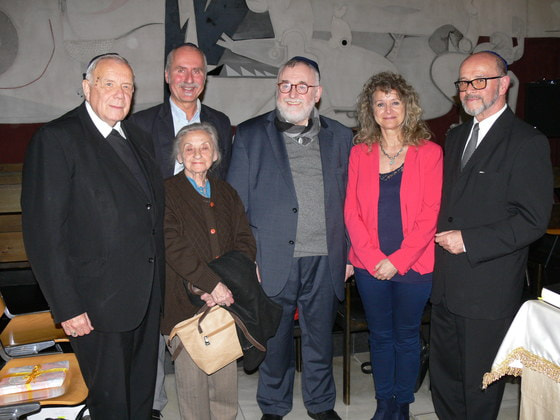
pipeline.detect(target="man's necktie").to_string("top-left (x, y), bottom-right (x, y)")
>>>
top-left (106, 129), bottom-right (151, 198)
top-left (461, 122), bottom-right (479, 170)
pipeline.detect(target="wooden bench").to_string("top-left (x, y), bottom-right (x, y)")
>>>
top-left (0, 164), bottom-right (27, 268)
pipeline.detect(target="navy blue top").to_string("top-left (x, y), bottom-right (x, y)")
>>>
top-left (378, 165), bottom-right (431, 283)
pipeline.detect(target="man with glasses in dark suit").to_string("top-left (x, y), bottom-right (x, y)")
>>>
top-left (431, 51), bottom-right (553, 420)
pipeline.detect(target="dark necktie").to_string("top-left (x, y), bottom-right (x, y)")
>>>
top-left (106, 129), bottom-right (151, 198)
top-left (461, 122), bottom-right (479, 169)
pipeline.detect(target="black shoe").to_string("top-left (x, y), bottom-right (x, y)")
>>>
top-left (307, 409), bottom-right (342, 420)
top-left (261, 415), bottom-right (283, 420)
top-left (151, 409), bottom-right (162, 419)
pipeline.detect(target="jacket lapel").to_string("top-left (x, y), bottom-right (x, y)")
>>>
top-left (461, 109), bottom-right (513, 173)
top-left (156, 101), bottom-right (176, 178)
top-left (318, 120), bottom-right (335, 203)
top-left (122, 122), bottom-right (157, 201)
top-left (77, 104), bottom-right (153, 201)
top-left (265, 113), bottom-right (297, 200)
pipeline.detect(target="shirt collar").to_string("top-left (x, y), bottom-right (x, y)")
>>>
top-left (474, 104), bottom-right (507, 145)
top-left (85, 101), bottom-right (125, 138)
top-left (169, 97), bottom-right (201, 134)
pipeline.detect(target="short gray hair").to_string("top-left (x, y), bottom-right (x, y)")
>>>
top-left (172, 122), bottom-right (221, 167)
top-left (84, 54), bottom-right (133, 83)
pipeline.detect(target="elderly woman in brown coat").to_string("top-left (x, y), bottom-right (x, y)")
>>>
top-left (162, 122), bottom-right (256, 420)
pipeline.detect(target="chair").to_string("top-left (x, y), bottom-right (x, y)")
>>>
top-left (0, 347), bottom-right (88, 419)
top-left (0, 296), bottom-right (68, 358)
top-left (528, 202), bottom-right (560, 296)
top-left (335, 278), bottom-right (369, 405)
top-left (0, 292), bottom-right (67, 355)
top-left (0, 302), bottom-right (87, 419)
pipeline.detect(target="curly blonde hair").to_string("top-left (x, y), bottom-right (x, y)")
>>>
top-left (355, 72), bottom-right (431, 146)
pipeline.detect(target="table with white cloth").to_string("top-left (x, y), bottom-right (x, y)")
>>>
top-left (483, 299), bottom-right (560, 419)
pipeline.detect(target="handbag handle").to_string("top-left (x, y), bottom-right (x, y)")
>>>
top-left (196, 304), bottom-right (212, 334)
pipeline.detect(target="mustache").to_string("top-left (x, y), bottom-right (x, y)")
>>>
top-left (463, 94), bottom-right (483, 101)
top-left (179, 83), bottom-right (201, 89)
top-left (281, 98), bottom-right (303, 104)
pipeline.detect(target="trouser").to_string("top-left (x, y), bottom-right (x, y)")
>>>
top-left (70, 288), bottom-right (160, 420)
top-left (167, 335), bottom-right (238, 420)
top-left (429, 300), bottom-right (512, 420)
top-left (152, 334), bottom-right (168, 411)
top-left (354, 267), bottom-right (431, 404)
top-left (257, 256), bottom-right (339, 416)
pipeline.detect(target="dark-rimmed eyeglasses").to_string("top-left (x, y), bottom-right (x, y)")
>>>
top-left (454, 76), bottom-right (504, 92)
top-left (277, 83), bottom-right (318, 94)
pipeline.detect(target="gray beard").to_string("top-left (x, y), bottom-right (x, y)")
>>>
top-left (462, 85), bottom-right (500, 117)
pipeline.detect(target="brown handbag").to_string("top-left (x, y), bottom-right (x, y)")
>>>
top-left (168, 305), bottom-right (243, 375)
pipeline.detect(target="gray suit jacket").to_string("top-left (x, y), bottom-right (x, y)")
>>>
top-left (432, 107), bottom-right (553, 319)
top-left (227, 111), bottom-right (352, 300)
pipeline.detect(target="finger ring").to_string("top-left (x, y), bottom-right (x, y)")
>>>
top-left (71, 331), bottom-right (77, 337)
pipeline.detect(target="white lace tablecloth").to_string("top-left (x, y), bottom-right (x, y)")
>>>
top-left (483, 299), bottom-right (560, 420)
top-left (483, 299), bottom-right (560, 387)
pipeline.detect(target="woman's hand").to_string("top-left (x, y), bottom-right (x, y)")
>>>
top-left (374, 259), bottom-right (398, 280)
top-left (209, 282), bottom-right (234, 307)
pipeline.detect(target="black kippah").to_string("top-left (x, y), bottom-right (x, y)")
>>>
top-left (289, 56), bottom-right (320, 76)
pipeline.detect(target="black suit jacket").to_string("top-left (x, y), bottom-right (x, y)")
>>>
top-left (130, 100), bottom-right (232, 179)
top-left (22, 103), bottom-right (165, 332)
top-left (432, 108), bottom-right (553, 319)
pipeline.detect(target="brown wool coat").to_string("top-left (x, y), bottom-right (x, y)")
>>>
top-left (161, 173), bottom-right (257, 334)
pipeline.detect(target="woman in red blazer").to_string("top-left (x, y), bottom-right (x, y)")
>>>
top-left (345, 72), bottom-right (443, 420)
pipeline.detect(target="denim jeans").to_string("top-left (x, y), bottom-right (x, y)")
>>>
top-left (354, 267), bottom-right (431, 404)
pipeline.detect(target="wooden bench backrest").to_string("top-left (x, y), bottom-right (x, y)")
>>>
top-left (0, 164), bottom-right (27, 264)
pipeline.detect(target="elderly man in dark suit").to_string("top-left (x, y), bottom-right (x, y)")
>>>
top-left (22, 54), bottom-right (165, 420)
top-left (431, 51), bottom-right (553, 420)
top-left (227, 57), bottom-right (353, 420)
top-left (129, 43), bottom-right (232, 418)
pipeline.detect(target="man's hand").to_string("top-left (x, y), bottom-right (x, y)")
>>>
top-left (435, 230), bottom-right (465, 254)
top-left (345, 264), bottom-right (354, 281)
top-left (374, 258), bottom-right (398, 280)
top-left (61, 312), bottom-right (94, 337)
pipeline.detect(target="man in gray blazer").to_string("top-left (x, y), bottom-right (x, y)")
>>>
top-left (431, 51), bottom-right (553, 419)
top-left (227, 57), bottom-right (353, 420)
top-left (22, 54), bottom-right (164, 419)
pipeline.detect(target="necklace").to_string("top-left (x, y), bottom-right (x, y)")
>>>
top-left (380, 144), bottom-right (405, 165)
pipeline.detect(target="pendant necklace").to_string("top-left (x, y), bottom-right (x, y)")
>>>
top-left (380, 144), bottom-right (404, 165)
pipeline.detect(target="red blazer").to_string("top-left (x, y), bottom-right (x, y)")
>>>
top-left (344, 140), bottom-right (443, 277)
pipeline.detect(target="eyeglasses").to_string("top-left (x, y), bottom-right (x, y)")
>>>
top-left (277, 83), bottom-right (318, 94)
top-left (454, 76), bottom-right (504, 92)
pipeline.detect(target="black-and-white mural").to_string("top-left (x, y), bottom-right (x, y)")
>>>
top-left (0, 0), bottom-right (558, 125)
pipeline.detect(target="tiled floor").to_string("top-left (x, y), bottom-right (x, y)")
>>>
top-left (161, 352), bottom-right (520, 419)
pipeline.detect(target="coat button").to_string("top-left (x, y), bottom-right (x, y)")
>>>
top-left (148, 257), bottom-right (154, 263)
top-left (146, 203), bottom-right (152, 210)
top-left (289, 240), bottom-right (294, 245)
top-left (152, 229), bottom-right (156, 235)
top-left (210, 201), bottom-right (215, 207)
top-left (210, 228), bottom-right (216, 234)
top-left (448, 217), bottom-right (453, 222)
top-left (292, 208), bottom-right (298, 213)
